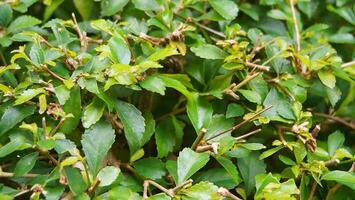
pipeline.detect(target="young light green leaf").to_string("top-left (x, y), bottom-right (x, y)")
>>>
top-left (177, 148), bottom-right (210, 184)
top-left (81, 121), bottom-right (115, 176)
top-left (147, 46), bottom-right (179, 62)
top-left (259, 146), bottom-right (284, 160)
top-left (74, 0), bottom-right (93, 20)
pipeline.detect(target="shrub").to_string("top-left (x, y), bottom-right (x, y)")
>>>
top-left (0, 0), bottom-right (354, 199)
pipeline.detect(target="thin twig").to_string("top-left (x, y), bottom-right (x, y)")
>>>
top-left (231, 72), bottom-right (261, 92)
top-left (218, 187), bottom-right (243, 200)
top-left (191, 128), bottom-right (207, 150)
top-left (235, 128), bottom-right (262, 141)
top-left (289, 0), bottom-right (300, 52)
top-left (72, 13), bottom-right (88, 52)
top-left (41, 65), bottom-right (65, 82)
top-left (0, 171), bottom-right (39, 178)
top-left (206, 106), bottom-right (272, 142)
top-left (315, 112), bottom-right (355, 130)
top-left (145, 180), bottom-right (174, 198)
top-left (49, 118), bottom-right (65, 136)
top-left (172, 179), bottom-right (193, 192)
top-left (341, 60), bottom-right (355, 68)
top-left (244, 62), bottom-right (270, 72)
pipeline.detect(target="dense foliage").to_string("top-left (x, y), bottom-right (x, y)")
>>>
top-left (0, 0), bottom-right (354, 199)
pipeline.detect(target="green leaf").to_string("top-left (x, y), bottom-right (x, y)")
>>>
top-left (109, 34), bottom-right (131, 64)
top-left (97, 166), bottom-right (121, 187)
top-left (215, 156), bottom-right (242, 185)
top-left (155, 116), bottom-right (184, 158)
top-left (187, 93), bottom-right (213, 132)
top-left (54, 85), bottom-right (71, 105)
top-left (241, 143), bottom-right (266, 151)
top-left (259, 146), bottom-right (284, 160)
top-left (208, 0), bottom-right (239, 20)
top-left (63, 167), bottom-right (88, 195)
top-left (238, 89), bottom-right (261, 104)
top-left (147, 193), bottom-right (171, 200)
top-left (0, 105), bottom-right (36, 136)
top-left (0, 4), bottom-right (13, 27)
top-left (60, 86), bottom-right (82, 134)
top-left (327, 131), bottom-right (345, 157)
top-left (191, 44), bottom-right (228, 60)
top-left (132, 0), bottom-right (161, 11)
top-left (0, 139), bottom-right (23, 158)
top-left (7, 15), bottom-right (41, 33)
top-left (226, 103), bottom-right (245, 118)
top-left (140, 76), bottom-right (166, 95)
top-left (326, 86), bottom-right (342, 107)
top-left (74, 0), bottom-right (93, 20)
top-left (278, 155), bottom-right (296, 166)
top-left (195, 168), bottom-right (237, 189)
top-left (82, 97), bottom-right (106, 128)
top-left (81, 121), bottom-right (115, 176)
top-left (318, 70), bottom-right (336, 88)
top-left (237, 152), bottom-right (266, 195)
top-left (177, 148), bottom-right (210, 184)
top-left (322, 171), bottom-right (355, 190)
top-left (101, 0), bottom-right (129, 17)
top-left (44, 0), bottom-right (65, 21)
top-left (114, 100), bottom-right (145, 154)
top-left (14, 152), bottom-right (38, 177)
top-left (133, 157), bottom-right (165, 180)
top-left (14, 88), bottom-right (45, 105)
top-left (147, 46), bottom-right (179, 62)
top-left (177, 181), bottom-right (219, 199)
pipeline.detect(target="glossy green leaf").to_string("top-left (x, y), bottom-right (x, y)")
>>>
top-left (208, 0), bottom-right (239, 20)
top-left (14, 152), bottom-right (38, 177)
top-left (114, 100), bottom-right (145, 154)
top-left (191, 44), bottom-right (228, 60)
top-left (7, 15), bottom-right (41, 33)
top-left (0, 105), bottom-right (36, 136)
top-left (322, 171), bottom-right (355, 190)
top-left (97, 166), bottom-right (121, 186)
top-left (81, 121), bottom-right (115, 176)
top-left (177, 148), bottom-right (210, 184)
top-left (133, 157), bottom-right (165, 180)
top-left (82, 97), bottom-right (106, 128)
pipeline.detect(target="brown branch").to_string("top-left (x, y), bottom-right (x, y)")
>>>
top-left (235, 128), bottom-right (262, 141)
top-left (172, 179), bottom-right (193, 192)
top-left (41, 64), bottom-right (65, 82)
top-left (315, 112), bottom-right (355, 130)
top-left (206, 106), bottom-right (272, 142)
top-left (72, 13), bottom-right (88, 52)
top-left (308, 180), bottom-right (317, 200)
top-left (231, 72), bottom-right (261, 92)
top-left (289, 0), bottom-right (300, 52)
top-left (143, 180), bottom-right (174, 199)
top-left (218, 187), bottom-right (243, 200)
top-left (244, 62), bottom-right (270, 72)
top-left (191, 128), bottom-right (207, 150)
